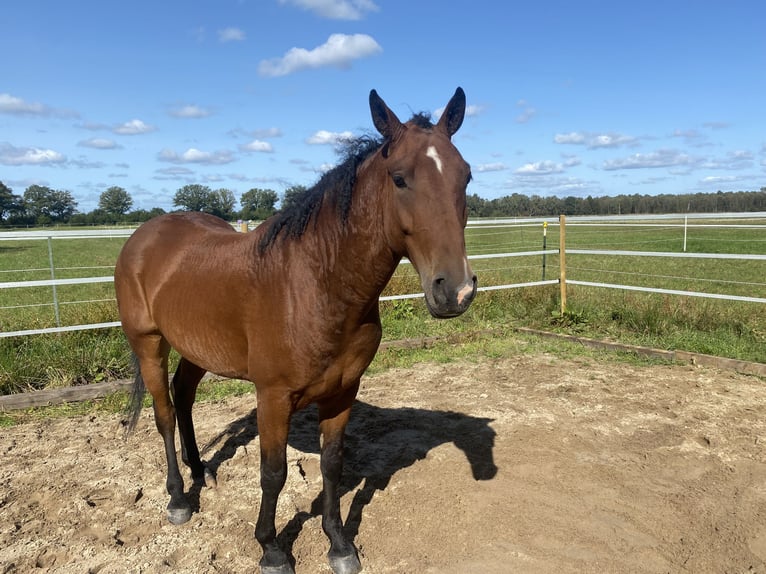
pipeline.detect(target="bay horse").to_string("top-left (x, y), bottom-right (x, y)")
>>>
top-left (115, 87), bottom-right (477, 574)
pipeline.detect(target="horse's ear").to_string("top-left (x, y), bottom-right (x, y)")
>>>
top-left (436, 87), bottom-right (466, 138)
top-left (369, 89), bottom-right (403, 141)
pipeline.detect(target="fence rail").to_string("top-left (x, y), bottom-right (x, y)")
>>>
top-left (2, 214), bottom-right (765, 338)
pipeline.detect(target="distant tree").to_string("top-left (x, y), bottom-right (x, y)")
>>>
top-left (0, 181), bottom-right (24, 222)
top-left (281, 185), bottom-right (308, 211)
top-left (240, 187), bottom-right (278, 220)
top-left (466, 193), bottom-right (487, 218)
top-left (23, 185), bottom-right (77, 223)
top-left (173, 184), bottom-right (237, 220)
top-left (173, 184), bottom-right (214, 213)
top-left (98, 186), bottom-right (133, 215)
top-left (126, 207), bottom-right (166, 222)
top-left (210, 188), bottom-right (236, 220)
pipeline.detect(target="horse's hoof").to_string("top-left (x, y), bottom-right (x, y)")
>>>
top-left (259, 549), bottom-right (294, 574)
top-left (204, 467), bottom-right (218, 488)
top-left (167, 505), bottom-right (192, 525)
top-left (259, 563), bottom-right (295, 574)
top-left (329, 553), bottom-right (362, 574)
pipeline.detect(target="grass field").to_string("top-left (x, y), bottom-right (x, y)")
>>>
top-left (1, 215), bottom-right (764, 394)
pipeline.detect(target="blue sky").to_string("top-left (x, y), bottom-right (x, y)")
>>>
top-left (2, 0), bottom-right (765, 212)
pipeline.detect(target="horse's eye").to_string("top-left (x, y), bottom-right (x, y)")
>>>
top-left (392, 174), bottom-right (407, 189)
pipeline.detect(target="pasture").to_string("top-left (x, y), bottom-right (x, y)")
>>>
top-left (1, 215), bottom-right (765, 395)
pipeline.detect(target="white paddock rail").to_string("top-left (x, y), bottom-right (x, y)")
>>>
top-left (2, 214), bottom-right (765, 337)
top-left (1, 251), bottom-right (548, 338)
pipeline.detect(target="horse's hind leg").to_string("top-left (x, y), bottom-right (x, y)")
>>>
top-left (318, 385), bottom-right (362, 574)
top-left (134, 335), bottom-right (193, 525)
top-left (172, 357), bottom-right (216, 488)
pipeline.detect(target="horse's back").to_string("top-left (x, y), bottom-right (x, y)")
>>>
top-left (127, 211), bottom-right (234, 247)
top-left (115, 212), bottom-right (242, 335)
top-left (119, 211), bottom-right (236, 265)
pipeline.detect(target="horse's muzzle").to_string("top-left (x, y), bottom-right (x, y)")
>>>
top-left (425, 272), bottom-right (478, 318)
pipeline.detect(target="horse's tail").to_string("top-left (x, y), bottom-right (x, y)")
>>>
top-left (125, 354), bottom-right (146, 435)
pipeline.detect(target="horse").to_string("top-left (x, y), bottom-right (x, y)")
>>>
top-left (115, 87), bottom-right (477, 574)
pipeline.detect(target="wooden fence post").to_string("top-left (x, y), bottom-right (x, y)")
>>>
top-left (559, 214), bottom-right (567, 315)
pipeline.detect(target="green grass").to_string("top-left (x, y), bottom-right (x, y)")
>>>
top-left (1, 218), bottom-right (764, 396)
top-left (0, 328), bottom-right (680, 426)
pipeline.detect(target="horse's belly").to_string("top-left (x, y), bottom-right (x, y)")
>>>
top-left (162, 322), bottom-right (249, 379)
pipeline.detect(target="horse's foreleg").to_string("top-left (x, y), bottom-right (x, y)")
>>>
top-left (172, 358), bottom-right (216, 487)
top-left (318, 385), bottom-right (362, 574)
top-left (255, 393), bottom-right (295, 574)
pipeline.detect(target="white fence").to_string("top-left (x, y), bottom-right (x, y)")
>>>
top-left (2, 213), bottom-right (765, 338)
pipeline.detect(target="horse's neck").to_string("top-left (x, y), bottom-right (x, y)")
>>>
top-left (313, 168), bottom-right (399, 302)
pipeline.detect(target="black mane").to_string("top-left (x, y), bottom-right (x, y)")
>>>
top-left (258, 135), bottom-right (382, 251)
top-left (409, 111), bottom-right (434, 129)
top-left (258, 112), bottom-right (435, 252)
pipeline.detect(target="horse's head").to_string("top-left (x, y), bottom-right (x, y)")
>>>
top-left (370, 87), bottom-right (477, 318)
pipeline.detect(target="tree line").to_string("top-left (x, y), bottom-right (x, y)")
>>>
top-left (467, 188), bottom-right (766, 218)
top-left (1, 180), bottom-right (764, 226)
top-left (0, 182), bottom-right (307, 226)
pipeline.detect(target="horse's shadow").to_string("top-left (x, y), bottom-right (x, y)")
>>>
top-left (194, 400), bottom-right (497, 557)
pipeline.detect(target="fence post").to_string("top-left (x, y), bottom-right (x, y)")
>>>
top-left (541, 221), bottom-right (548, 280)
top-left (559, 215), bottom-right (567, 315)
top-left (47, 236), bottom-right (61, 328)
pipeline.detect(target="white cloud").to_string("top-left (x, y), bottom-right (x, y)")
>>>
top-left (588, 133), bottom-right (637, 148)
top-left (466, 104), bottom-right (484, 117)
top-left (0, 142), bottom-right (66, 165)
top-left (306, 130), bottom-right (355, 145)
top-left (239, 140), bottom-right (274, 153)
top-left (169, 104), bottom-right (212, 119)
top-left (78, 138), bottom-right (121, 149)
top-left (218, 27), bottom-right (246, 42)
top-left (703, 150), bottom-right (754, 170)
top-left (253, 127), bottom-right (282, 139)
top-left (701, 175), bottom-right (747, 184)
top-left (554, 132), bottom-right (587, 145)
top-left (554, 131), bottom-right (637, 149)
top-left (0, 93), bottom-right (78, 118)
top-left (476, 163), bottom-right (507, 172)
top-left (155, 166), bottom-right (195, 179)
top-left (0, 93), bottom-right (46, 115)
top-left (602, 149), bottom-right (698, 171)
top-left (113, 119), bottom-right (156, 135)
top-left (514, 160), bottom-right (565, 175)
top-left (279, 0), bottom-right (379, 20)
top-left (158, 148), bottom-right (235, 165)
top-left (671, 128), bottom-right (704, 140)
top-left (258, 33), bottom-right (382, 77)
top-left (516, 107), bottom-right (536, 124)
top-left (507, 174), bottom-right (598, 196)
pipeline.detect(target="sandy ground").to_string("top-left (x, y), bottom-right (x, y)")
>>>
top-left (1, 351), bottom-right (766, 574)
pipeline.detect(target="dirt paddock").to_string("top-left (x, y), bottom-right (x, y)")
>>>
top-left (1, 352), bottom-right (765, 573)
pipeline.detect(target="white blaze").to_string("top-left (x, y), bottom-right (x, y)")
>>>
top-left (426, 145), bottom-right (443, 174)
